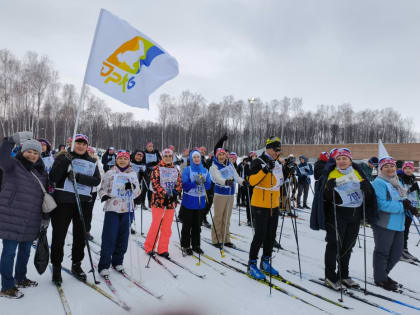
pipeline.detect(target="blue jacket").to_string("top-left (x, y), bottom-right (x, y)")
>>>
top-left (296, 156), bottom-right (313, 185)
top-left (181, 151), bottom-right (211, 210)
top-left (371, 177), bottom-right (405, 231)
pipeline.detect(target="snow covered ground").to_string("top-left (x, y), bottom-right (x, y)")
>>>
top-left (2, 179), bottom-right (420, 315)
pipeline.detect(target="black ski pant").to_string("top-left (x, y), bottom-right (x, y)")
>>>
top-left (237, 186), bottom-right (246, 206)
top-left (403, 214), bottom-right (413, 250)
top-left (297, 181), bottom-right (309, 206)
top-left (372, 224), bottom-right (404, 283)
top-left (324, 207), bottom-right (361, 282)
top-left (50, 202), bottom-right (90, 266)
top-left (201, 188), bottom-right (214, 223)
top-left (245, 187), bottom-right (254, 224)
top-left (249, 206), bottom-right (279, 261)
top-left (139, 175), bottom-right (152, 206)
top-left (84, 192), bottom-right (97, 233)
top-left (181, 208), bottom-right (202, 248)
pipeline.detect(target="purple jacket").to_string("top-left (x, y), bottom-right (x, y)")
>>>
top-left (0, 138), bottom-right (47, 242)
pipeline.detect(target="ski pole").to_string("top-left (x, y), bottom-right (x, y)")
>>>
top-left (70, 162), bottom-right (100, 284)
top-left (333, 191), bottom-right (344, 302)
top-left (222, 183), bottom-right (233, 253)
top-left (362, 193), bottom-right (367, 295)
top-left (357, 235), bottom-right (362, 249)
top-left (269, 166), bottom-right (273, 296)
top-left (246, 186), bottom-right (255, 235)
top-left (128, 181), bottom-right (142, 282)
top-left (289, 185), bottom-right (302, 280)
top-left (278, 177), bottom-right (291, 252)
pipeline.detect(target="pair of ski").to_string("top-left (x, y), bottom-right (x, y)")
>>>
top-left (134, 239), bottom-right (206, 279)
top-left (287, 269), bottom-right (420, 314)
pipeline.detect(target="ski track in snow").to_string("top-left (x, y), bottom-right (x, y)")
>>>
top-left (2, 176), bottom-right (420, 315)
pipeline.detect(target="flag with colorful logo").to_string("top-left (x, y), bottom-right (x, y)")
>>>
top-left (84, 9), bottom-right (179, 109)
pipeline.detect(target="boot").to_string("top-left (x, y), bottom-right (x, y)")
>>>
top-left (202, 217), bottom-right (211, 228)
top-left (247, 260), bottom-right (265, 280)
top-left (0, 287), bottom-right (24, 299)
top-left (183, 247), bottom-right (193, 256)
top-left (259, 256), bottom-right (279, 276)
top-left (52, 265), bottom-right (62, 285)
top-left (375, 279), bottom-right (398, 292)
top-left (158, 252), bottom-right (170, 258)
top-left (325, 278), bottom-right (341, 291)
top-left (16, 278), bottom-right (38, 288)
top-left (71, 263), bottom-right (87, 281)
top-left (141, 203), bottom-right (148, 210)
top-left (192, 246), bottom-right (204, 255)
top-left (303, 204), bottom-right (311, 209)
top-left (86, 232), bottom-right (94, 241)
top-left (342, 278), bottom-right (360, 288)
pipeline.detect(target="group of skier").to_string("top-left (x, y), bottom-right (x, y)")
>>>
top-left (0, 130), bottom-right (419, 301)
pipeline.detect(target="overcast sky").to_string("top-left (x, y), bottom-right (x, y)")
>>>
top-left (1, 0), bottom-right (419, 131)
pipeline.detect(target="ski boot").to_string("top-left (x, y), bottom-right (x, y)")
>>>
top-left (260, 256), bottom-right (279, 276)
top-left (192, 246), bottom-right (204, 255)
top-left (183, 247), bottom-right (193, 256)
top-left (0, 287), bottom-right (23, 299)
top-left (99, 269), bottom-right (110, 277)
top-left (325, 278), bottom-right (341, 291)
top-left (71, 263), bottom-right (87, 281)
top-left (16, 278), bottom-right (38, 288)
top-left (247, 260), bottom-right (266, 280)
top-left (52, 265), bottom-right (62, 285)
top-left (158, 252), bottom-right (170, 258)
top-left (375, 279), bottom-right (398, 292)
top-left (341, 278), bottom-right (360, 288)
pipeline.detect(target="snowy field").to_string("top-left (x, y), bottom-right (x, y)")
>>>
top-left (2, 179), bottom-right (420, 315)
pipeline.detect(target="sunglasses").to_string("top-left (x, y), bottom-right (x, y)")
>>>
top-left (275, 148), bottom-right (282, 152)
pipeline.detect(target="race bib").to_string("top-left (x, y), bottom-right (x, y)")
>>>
top-left (131, 163), bottom-right (146, 175)
top-left (42, 155), bottom-right (54, 173)
top-left (185, 169), bottom-right (208, 197)
top-left (145, 153), bottom-right (157, 164)
top-left (272, 162), bottom-right (284, 189)
top-left (159, 167), bottom-right (178, 193)
top-left (334, 175), bottom-right (362, 208)
top-left (63, 159), bottom-right (96, 196)
top-left (111, 173), bottom-right (137, 198)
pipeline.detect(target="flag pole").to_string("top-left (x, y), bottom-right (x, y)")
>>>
top-left (71, 9), bottom-right (104, 151)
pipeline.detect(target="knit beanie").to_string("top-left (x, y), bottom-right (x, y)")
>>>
top-left (21, 139), bottom-right (42, 154)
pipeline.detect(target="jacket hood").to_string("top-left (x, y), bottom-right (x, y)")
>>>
top-left (189, 150), bottom-right (207, 173)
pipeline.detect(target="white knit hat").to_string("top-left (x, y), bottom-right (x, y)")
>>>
top-left (21, 139), bottom-right (42, 154)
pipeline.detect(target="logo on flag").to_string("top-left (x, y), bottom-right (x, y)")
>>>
top-left (85, 9), bottom-right (179, 108)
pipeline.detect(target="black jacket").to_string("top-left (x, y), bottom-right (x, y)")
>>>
top-left (314, 159), bottom-right (327, 181)
top-left (50, 150), bottom-right (101, 203)
top-left (102, 150), bottom-right (116, 172)
top-left (310, 161), bottom-right (378, 230)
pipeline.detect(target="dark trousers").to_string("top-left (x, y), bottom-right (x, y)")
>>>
top-left (139, 176), bottom-right (151, 205)
top-left (372, 224), bottom-right (404, 282)
top-left (324, 208), bottom-right (361, 282)
top-left (201, 189), bottom-right (214, 223)
top-left (50, 202), bottom-right (90, 266)
top-left (181, 208), bottom-right (202, 248)
top-left (85, 192), bottom-right (97, 232)
top-left (249, 207), bottom-right (279, 261)
top-left (0, 240), bottom-right (32, 290)
top-left (297, 181), bottom-right (309, 206)
top-left (245, 187), bottom-right (254, 224)
top-left (98, 212), bottom-right (130, 271)
top-left (403, 214), bottom-right (413, 250)
top-left (237, 186), bottom-right (246, 205)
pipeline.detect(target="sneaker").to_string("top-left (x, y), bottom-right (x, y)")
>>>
top-left (247, 260), bottom-right (266, 280)
top-left (183, 248), bottom-right (193, 256)
top-left (113, 265), bottom-right (124, 272)
top-left (342, 278), bottom-right (360, 288)
top-left (0, 287), bottom-right (24, 299)
top-left (224, 242), bottom-right (236, 249)
top-left (71, 263), bottom-right (87, 281)
top-left (158, 252), bottom-right (170, 258)
top-left (16, 278), bottom-right (38, 288)
top-left (375, 279), bottom-right (398, 292)
top-left (325, 278), bottom-right (342, 291)
top-left (192, 246), bottom-right (204, 255)
top-left (259, 256), bottom-right (279, 276)
top-left (99, 269), bottom-right (110, 277)
top-left (52, 265), bottom-right (62, 285)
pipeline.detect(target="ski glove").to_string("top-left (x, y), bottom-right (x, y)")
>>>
top-left (262, 160), bottom-right (275, 174)
top-left (101, 195), bottom-right (111, 203)
top-left (195, 176), bottom-right (205, 186)
top-left (360, 180), bottom-right (371, 193)
top-left (402, 199), bottom-right (413, 211)
top-left (125, 182), bottom-right (136, 191)
top-left (11, 131), bottom-right (33, 144)
top-left (225, 179), bottom-right (235, 186)
top-left (409, 182), bottom-right (420, 193)
top-left (409, 206), bottom-right (419, 216)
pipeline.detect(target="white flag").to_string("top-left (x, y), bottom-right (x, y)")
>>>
top-left (84, 9), bottom-right (179, 109)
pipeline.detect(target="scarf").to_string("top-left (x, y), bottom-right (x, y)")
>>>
top-left (337, 166), bottom-right (353, 175)
top-left (378, 173), bottom-right (407, 198)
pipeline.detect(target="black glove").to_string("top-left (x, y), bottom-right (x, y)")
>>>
top-left (326, 178), bottom-right (337, 191)
top-left (125, 182), bottom-right (136, 191)
top-left (409, 182), bottom-right (420, 193)
top-left (242, 180), bottom-right (250, 187)
top-left (409, 206), bottom-right (419, 216)
top-left (402, 199), bottom-right (412, 211)
top-left (262, 160), bottom-right (275, 174)
top-left (67, 171), bottom-right (75, 182)
top-left (221, 133), bottom-right (228, 142)
top-left (360, 180), bottom-right (371, 193)
top-left (225, 179), bottom-right (235, 186)
top-left (285, 159), bottom-right (296, 171)
top-left (101, 195), bottom-right (111, 203)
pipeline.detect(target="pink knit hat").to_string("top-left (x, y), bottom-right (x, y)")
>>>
top-left (215, 148), bottom-right (227, 157)
top-left (334, 148), bottom-right (352, 160)
top-left (162, 148), bottom-right (173, 156)
top-left (379, 156), bottom-right (396, 169)
top-left (402, 161), bottom-right (415, 170)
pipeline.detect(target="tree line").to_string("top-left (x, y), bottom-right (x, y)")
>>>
top-left (1, 49), bottom-right (416, 155)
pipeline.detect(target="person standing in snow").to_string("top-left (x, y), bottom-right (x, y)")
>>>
top-left (130, 150), bottom-right (146, 207)
top-left (371, 157), bottom-right (418, 291)
top-left (143, 142), bottom-right (162, 209)
top-left (310, 148), bottom-right (377, 290)
top-left (359, 157), bottom-right (379, 182)
top-left (210, 135), bottom-right (244, 249)
top-left (49, 134), bottom-right (101, 284)
top-left (101, 147), bottom-right (117, 173)
top-left (397, 161), bottom-right (420, 263)
top-left (38, 138), bottom-right (55, 174)
top-left (200, 146), bottom-right (214, 228)
top-left (296, 155), bottom-right (313, 209)
top-left (180, 150), bottom-right (212, 255)
top-left (0, 132), bottom-right (49, 298)
top-left (85, 146), bottom-right (101, 241)
top-left (144, 148), bottom-right (181, 258)
top-left (97, 151), bottom-right (140, 276)
top-left (246, 137), bottom-right (292, 280)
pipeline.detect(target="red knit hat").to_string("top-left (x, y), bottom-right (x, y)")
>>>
top-left (215, 148), bottom-right (227, 157)
top-left (319, 151), bottom-right (329, 162)
top-left (334, 148), bottom-right (352, 160)
top-left (117, 151), bottom-right (130, 159)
